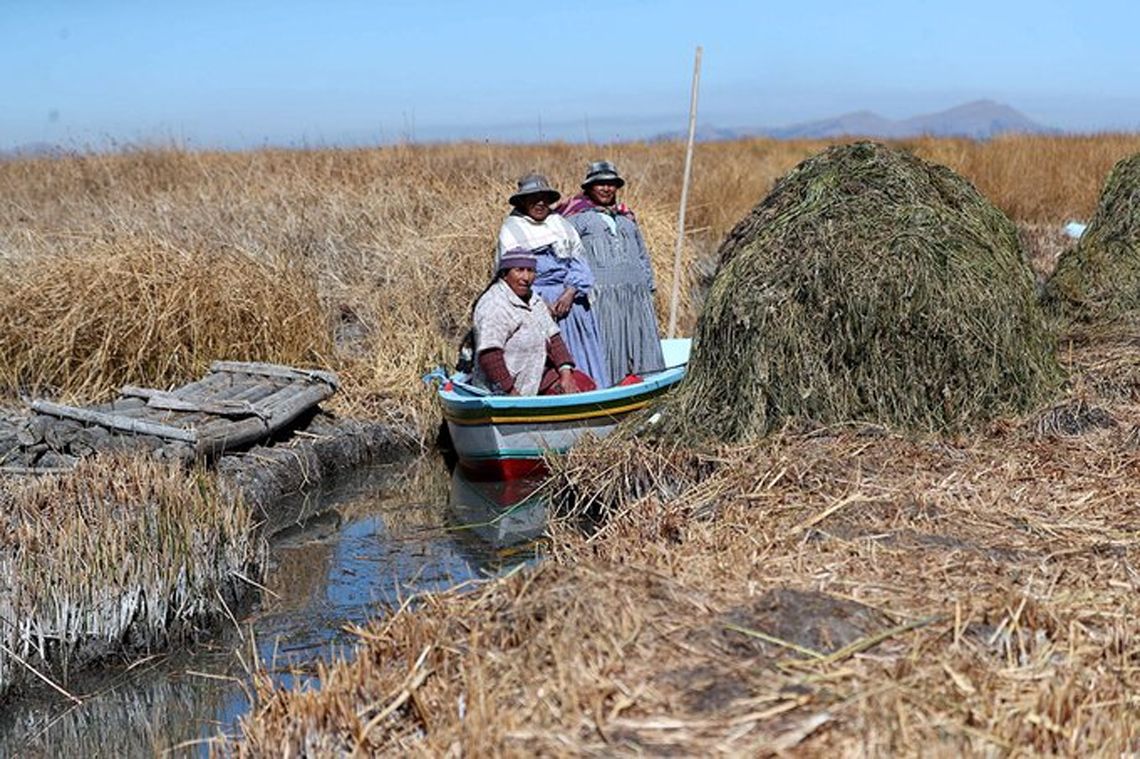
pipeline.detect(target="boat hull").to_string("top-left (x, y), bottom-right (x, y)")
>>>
top-left (437, 339), bottom-right (690, 480)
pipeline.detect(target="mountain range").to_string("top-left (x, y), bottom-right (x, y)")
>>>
top-left (668, 100), bottom-right (1057, 142)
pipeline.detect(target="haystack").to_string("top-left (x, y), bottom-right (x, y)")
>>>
top-left (657, 142), bottom-right (1059, 442)
top-left (1045, 152), bottom-right (1140, 320)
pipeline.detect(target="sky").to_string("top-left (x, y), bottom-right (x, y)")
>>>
top-left (3, 0), bottom-right (1140, 151)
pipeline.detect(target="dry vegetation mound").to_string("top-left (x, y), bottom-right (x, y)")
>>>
top-left (1046, 152), bottom-right (1140, 320)
top-left (0, 236), bottom-right (331, 399)
top-left (658, 141), bottom-right (1059, 442)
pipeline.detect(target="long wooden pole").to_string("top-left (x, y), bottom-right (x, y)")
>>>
top-left (668, 46), bottom-right (702, 339)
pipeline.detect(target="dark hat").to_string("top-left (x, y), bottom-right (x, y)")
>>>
top-left (498, 247), bottom-right (537, 272)
top-left (581, 160), bottom-right (625, 189)
top-left (509, 172), bottom-right (561, 206)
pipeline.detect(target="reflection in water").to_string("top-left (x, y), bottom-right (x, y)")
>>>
top-left (447, 468), bottom-right (549, 552)
top-left (0, 458), bottom-right (549, 757)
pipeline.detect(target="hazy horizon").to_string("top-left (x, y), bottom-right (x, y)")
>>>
top-left (4, 1), bottom-right (1140, 152)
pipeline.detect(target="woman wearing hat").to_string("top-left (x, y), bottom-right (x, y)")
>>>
top-left (495, 172), bottom-right (609, 388)
top-left (471, 247), bottom-right (585, 396)
top-left (558, 161), bottom-right (665, 387)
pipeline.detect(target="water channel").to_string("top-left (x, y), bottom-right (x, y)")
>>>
top-left (0, 456), bottom-right (548, 757)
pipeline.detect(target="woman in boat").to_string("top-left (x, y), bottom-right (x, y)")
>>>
top-left (558, 161), bottom-right (665, 387)
top-left (471, 248), bottom-right (587, 396)
top-left (496, 173), bottom-right (610, 388)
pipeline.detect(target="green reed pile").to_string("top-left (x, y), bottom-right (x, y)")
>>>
top-left (655, 141), bottom-right (1060, 443)
top-left (1046, 152), bottom-right (1140, 321)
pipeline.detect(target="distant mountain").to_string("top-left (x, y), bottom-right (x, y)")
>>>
top-left (661, 100), bottom-right (1057, 142)
top-left (769, 100), bottom-right (1055, 140)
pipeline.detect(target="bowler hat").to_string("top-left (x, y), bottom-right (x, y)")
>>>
top-left (581, 160), bottom-right (625, 189)
top-left (509, 173), bottom-right (561, 206)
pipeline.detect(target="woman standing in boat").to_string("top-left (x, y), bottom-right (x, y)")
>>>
top-left (559, 161), bottom-right (665, 387)
top-left (496, 173), bottom-right (610, 388)
top-left (471, 248), bottom-right (584, 396)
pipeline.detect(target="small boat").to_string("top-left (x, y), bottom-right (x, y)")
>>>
top-left (428, 339), bottom-right (691, 479)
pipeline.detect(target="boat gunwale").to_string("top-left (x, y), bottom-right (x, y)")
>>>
top-left (439, 364), bottom-right (684, 412)
top-left (436, 338), bottom-right (691, 413)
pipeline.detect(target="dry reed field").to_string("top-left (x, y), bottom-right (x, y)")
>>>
top-left (2, 135), bottom-right (1138, 439)
top-left (4, 135), bottom-right (1140, 753)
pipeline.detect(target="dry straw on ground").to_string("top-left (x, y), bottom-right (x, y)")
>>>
top-left (1046, 151), bottom-right (1140, 321)
top-left (233, 324), bottom-right (1140, 755)
top-left (0, 456), bottom-right (261, 700)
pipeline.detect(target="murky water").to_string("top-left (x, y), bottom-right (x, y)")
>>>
top-left (0, 458), bottom-right (547, 757)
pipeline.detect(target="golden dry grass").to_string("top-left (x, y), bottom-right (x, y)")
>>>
top-left (3, 135), bottom-right (1140, 437)
top-left (4, 135), bottom-right (1140, 754)
top-left (0, 236), bottom-right (329, 399)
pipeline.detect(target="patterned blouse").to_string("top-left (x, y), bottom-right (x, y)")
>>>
top-left (471, 280), bottom-right (561, 396)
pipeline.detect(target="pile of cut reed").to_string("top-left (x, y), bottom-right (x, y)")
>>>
top-left (1046, 152), bottom-right (1140, 320)
top-left (657, 141), bottom-right (1060, 445)
top-left (0, 455), bottom-right (262, 700)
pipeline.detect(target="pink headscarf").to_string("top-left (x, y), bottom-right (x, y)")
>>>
top-left (556, 193), bottom-right (637, 222)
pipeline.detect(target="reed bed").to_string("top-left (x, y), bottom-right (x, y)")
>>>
top-left (4, 135), bottom-right (1140, 752)
top-left (0, 455), bottom-right (261, 701)
top-left (3, 136), bottom-right (1140, 440)
top-left (233, 323), bottom-right (1140, 755)
top-left (0, 236), bottom-right (330, 400)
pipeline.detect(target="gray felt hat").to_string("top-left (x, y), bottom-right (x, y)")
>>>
top-left (581, 160), bottom-right (625, 189)
top-left (509, 172), bottom-right (561, 206)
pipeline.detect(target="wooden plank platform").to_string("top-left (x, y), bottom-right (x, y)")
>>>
top-left (7, 361), bottom-right (339, 469)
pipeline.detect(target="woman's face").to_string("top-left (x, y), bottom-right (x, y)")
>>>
top-left (585, 181), bottom-right (618, 206)
top-left (503, 266), bottom-right (536, 299)
top-left (519, 194), bottom-right (552, 222)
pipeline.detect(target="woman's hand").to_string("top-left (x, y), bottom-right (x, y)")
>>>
top-left (557, 367), bottom-right (578, 395)
top-left (550, 287), bottom-right (577, 319)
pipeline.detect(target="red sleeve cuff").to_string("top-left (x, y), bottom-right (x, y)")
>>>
top-left (478, 348), bottom-right (514, 392)
top-left (547, 334), bottom-right (574, 369)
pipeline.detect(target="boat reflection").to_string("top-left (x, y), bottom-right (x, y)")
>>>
top-left (447, 468), bottom-right (549, 552)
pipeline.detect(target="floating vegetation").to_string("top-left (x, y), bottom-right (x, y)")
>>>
top-left (0, 455), bottom-right (262, 700)
top-left (1046, 152), bottom-right (1140, 321)
top-left (655, 141), bottom-right (1060, 444)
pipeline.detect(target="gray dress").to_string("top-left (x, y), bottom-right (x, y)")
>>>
top-left (565, 208), bottom-right (665, 386)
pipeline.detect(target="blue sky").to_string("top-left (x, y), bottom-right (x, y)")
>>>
top-left (3, 0), bottom-right (1139, 150)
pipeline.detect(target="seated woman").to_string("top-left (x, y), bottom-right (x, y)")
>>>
top-left (471, 248), bottom-right (592, 396)
top-left (496, 172), bottom-right (610, 388)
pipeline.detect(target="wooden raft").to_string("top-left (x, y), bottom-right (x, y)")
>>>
top-left (26, 361), bottom-right (339, 461)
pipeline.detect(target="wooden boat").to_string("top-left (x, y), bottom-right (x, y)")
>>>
top-left (429, 338), bottom-right (690, 479)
